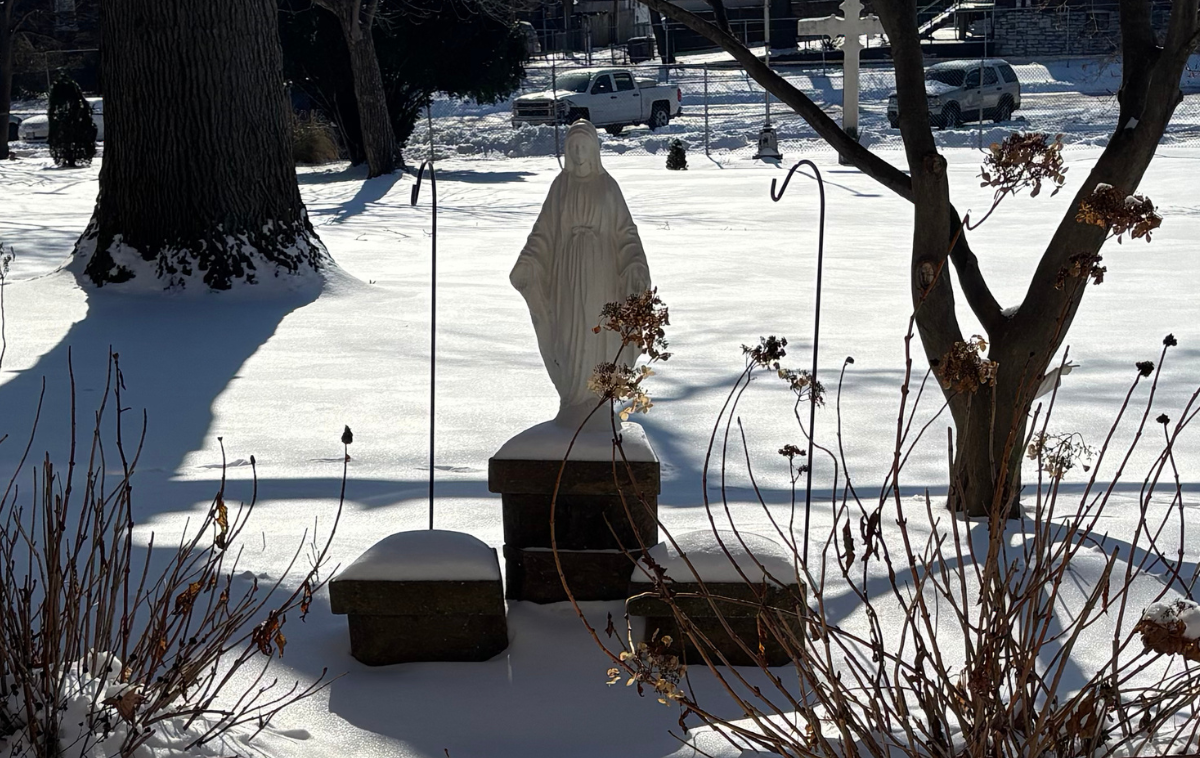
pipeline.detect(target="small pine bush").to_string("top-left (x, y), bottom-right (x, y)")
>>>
top-left (48, 74), bottom-right (97, 168)
top-left (666, 138), bottom-right (687, 171)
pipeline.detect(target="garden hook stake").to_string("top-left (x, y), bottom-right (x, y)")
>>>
top-left (412, 160), bottom-right (437, 529)
top-left (770, 160), bottom-right (826, 568)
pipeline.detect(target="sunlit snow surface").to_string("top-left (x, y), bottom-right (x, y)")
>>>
top-left (0, 137), bottom-right (1197, 758)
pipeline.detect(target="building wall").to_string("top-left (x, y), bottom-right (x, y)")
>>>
top-left (991, 2), bottom-right (1172, 58)
top-left (991, 6), bottom-right (1119, 57)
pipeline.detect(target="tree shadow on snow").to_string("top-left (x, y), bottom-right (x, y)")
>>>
top-left (431, 169), bottom-right (537, 184)
top-left (327, 171), bottom-right (404, 224)
top-left (0, 281), bottom-right (319, 479)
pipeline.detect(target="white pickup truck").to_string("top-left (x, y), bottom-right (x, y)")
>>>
top-left (511, 67), bottom-right (682, 135)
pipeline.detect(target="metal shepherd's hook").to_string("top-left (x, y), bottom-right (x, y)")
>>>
top-left (411, 159), bottom-right (437, 530)
top-left (770, 160), bottom-right (826, 570)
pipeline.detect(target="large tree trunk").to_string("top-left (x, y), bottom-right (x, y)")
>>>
top-left (319, 0), bottom-right (397, 178)
top-left (1, 2), bottom-right (13, 162)
top-left (73, 0), bottom-right (329, 291)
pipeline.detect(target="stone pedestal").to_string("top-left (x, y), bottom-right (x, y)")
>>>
top-left (330, 530), bottom-right (508, 666)
top-left (627, 581), bottom-right (802, 666)
top-left (489, 421), bottom-right (660, 603)
top-left (627, 530), bottom-right (804, 667)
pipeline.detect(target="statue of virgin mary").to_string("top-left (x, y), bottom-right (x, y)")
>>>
top-left (510, 120), bottom-right (652, 430)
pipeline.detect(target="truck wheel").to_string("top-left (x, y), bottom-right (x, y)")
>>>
top-left (565, 107), bottom-right (589, 125)
top-left (605, 124), bottom-right (624, 136)
top-left (648, 103), bottom-right (670, 131)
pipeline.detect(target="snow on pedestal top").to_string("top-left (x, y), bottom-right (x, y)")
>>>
top-left (632, 529), bottom-right (798, 585)
top-left (334, 530), bottom-right (500, 583)
top-left (492, 419), bottom-right (658, 462)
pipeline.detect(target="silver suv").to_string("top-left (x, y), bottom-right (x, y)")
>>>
top-left (887, 59), bottom-right (1021, 129)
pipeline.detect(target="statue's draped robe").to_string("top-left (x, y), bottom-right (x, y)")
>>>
top-left (512, 170), bottom-right (650, 426)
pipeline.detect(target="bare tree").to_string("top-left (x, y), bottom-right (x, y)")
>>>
top-left (637, 0), bottom-right (1198, 517)
top-left (0, 0), bottom-right (39, 161)
top-left (311, 0), bottom-right (398, 177)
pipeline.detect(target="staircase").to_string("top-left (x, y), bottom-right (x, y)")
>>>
top-left (917, 0), bottom-right (995, 39)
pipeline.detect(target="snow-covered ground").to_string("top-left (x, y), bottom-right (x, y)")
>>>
top-left (0, 137), bottom-right (1197, 756)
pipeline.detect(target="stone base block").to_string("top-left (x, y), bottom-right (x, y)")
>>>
top-left (628, 582), bottom-right (803, 667)
top-left (504, 545), bottom-right (643, 603)
top-left (345, 614), bottom-right (508, 666)
top-left (330, 530), bottom-right (508, 666)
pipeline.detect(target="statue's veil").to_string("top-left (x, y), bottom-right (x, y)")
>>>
top-left (564, 121), bottom-right (605, 177)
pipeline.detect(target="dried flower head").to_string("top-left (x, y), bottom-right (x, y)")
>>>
top-left (742, 335), bottom-right (788, 368)
top-left (595, 288), bottom-right (671, 361)
top-left (779, 444), bottom-right (805, 460)
top-left (589, 362), bottom-right (656, 420)
top-left (1054, 253), bottom-right (1106, 290)
top-left (609, 633), bottom-right (687, 705)
top-left (1027, 431), bottom-right (1095, 479)
top-left (979, 132), bottom-right (1067, 200)
top-left (1136, 361), bottom-right (1155, 377)
top-left (1076, 184), bottom-right (1162, 243)
top-left (937, 336), bottom-right (997, 394)
top-left (778, 367), bottom-right (825, 406)
top-left (1163, 334), bottom-right (1177, 347)
top-left (1156, 413), bottom-right (1171, 425)
top-left (1134, 599), bottom-right (1200, 662)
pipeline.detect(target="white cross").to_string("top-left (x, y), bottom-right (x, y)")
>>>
top-left (796, 0), bottom-right (884, 137)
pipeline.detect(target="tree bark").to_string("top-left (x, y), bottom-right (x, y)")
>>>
top-left (1, 1), bottom-right (16, 162)
top-left (316, 0), bottom-right (397, 178)
top-left (74, 0), bottom-right (329, 291)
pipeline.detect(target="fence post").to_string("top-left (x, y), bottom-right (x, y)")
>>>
top-left (704, 63), bottom-right (710, 156)
top-left (427, 103), bottom-right (434, 163)
top-left (552, 58), bottom-right (562, 166)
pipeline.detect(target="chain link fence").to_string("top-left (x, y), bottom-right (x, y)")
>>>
top-left (413, 32), bottom-right (1200, 161)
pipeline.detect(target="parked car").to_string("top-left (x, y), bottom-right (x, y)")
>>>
top-left (887, 59), bottom-right (1020, 129)
top-left (7, 114), bottom-right (20, 142)
top-left (517, 21), bottom-right (541, 56)
top-left (511, 68), bottom-right (682, 135)
top-left (17, 97), bottom-right (105, 142)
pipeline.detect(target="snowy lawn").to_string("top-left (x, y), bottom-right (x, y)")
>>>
top-left (0, 145), bottom-right (1197, 757)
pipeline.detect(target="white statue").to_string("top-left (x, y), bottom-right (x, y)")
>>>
top-left (510, 120), bottom-right (652, 430)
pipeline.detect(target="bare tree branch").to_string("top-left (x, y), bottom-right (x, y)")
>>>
top-left (948, 207), bottom-right (1006, 336)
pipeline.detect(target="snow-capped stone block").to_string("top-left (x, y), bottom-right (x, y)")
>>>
top-left (330, 530), bottom-right (508, 666)
top-left (632, 530), bottom-right (799, 587)
top-left (492, 420), bottom-right (658, 463)
top-left (489, 422), bottom-right (660, 603)
top-left (627, 530), bottom-right (804, 667)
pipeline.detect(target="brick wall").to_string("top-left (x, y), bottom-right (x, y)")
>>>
top-left (991, 6), bottom-right (1120, 58)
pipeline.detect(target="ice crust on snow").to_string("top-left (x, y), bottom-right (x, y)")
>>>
top-left (1142, 598), bottom-right (1200, 639)
top-left (334, 529), bottom-right (500, 582)
top-left (632, 530), bottom-right (798, 585)
top-left (492, 420), bottom-right (658, 462)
